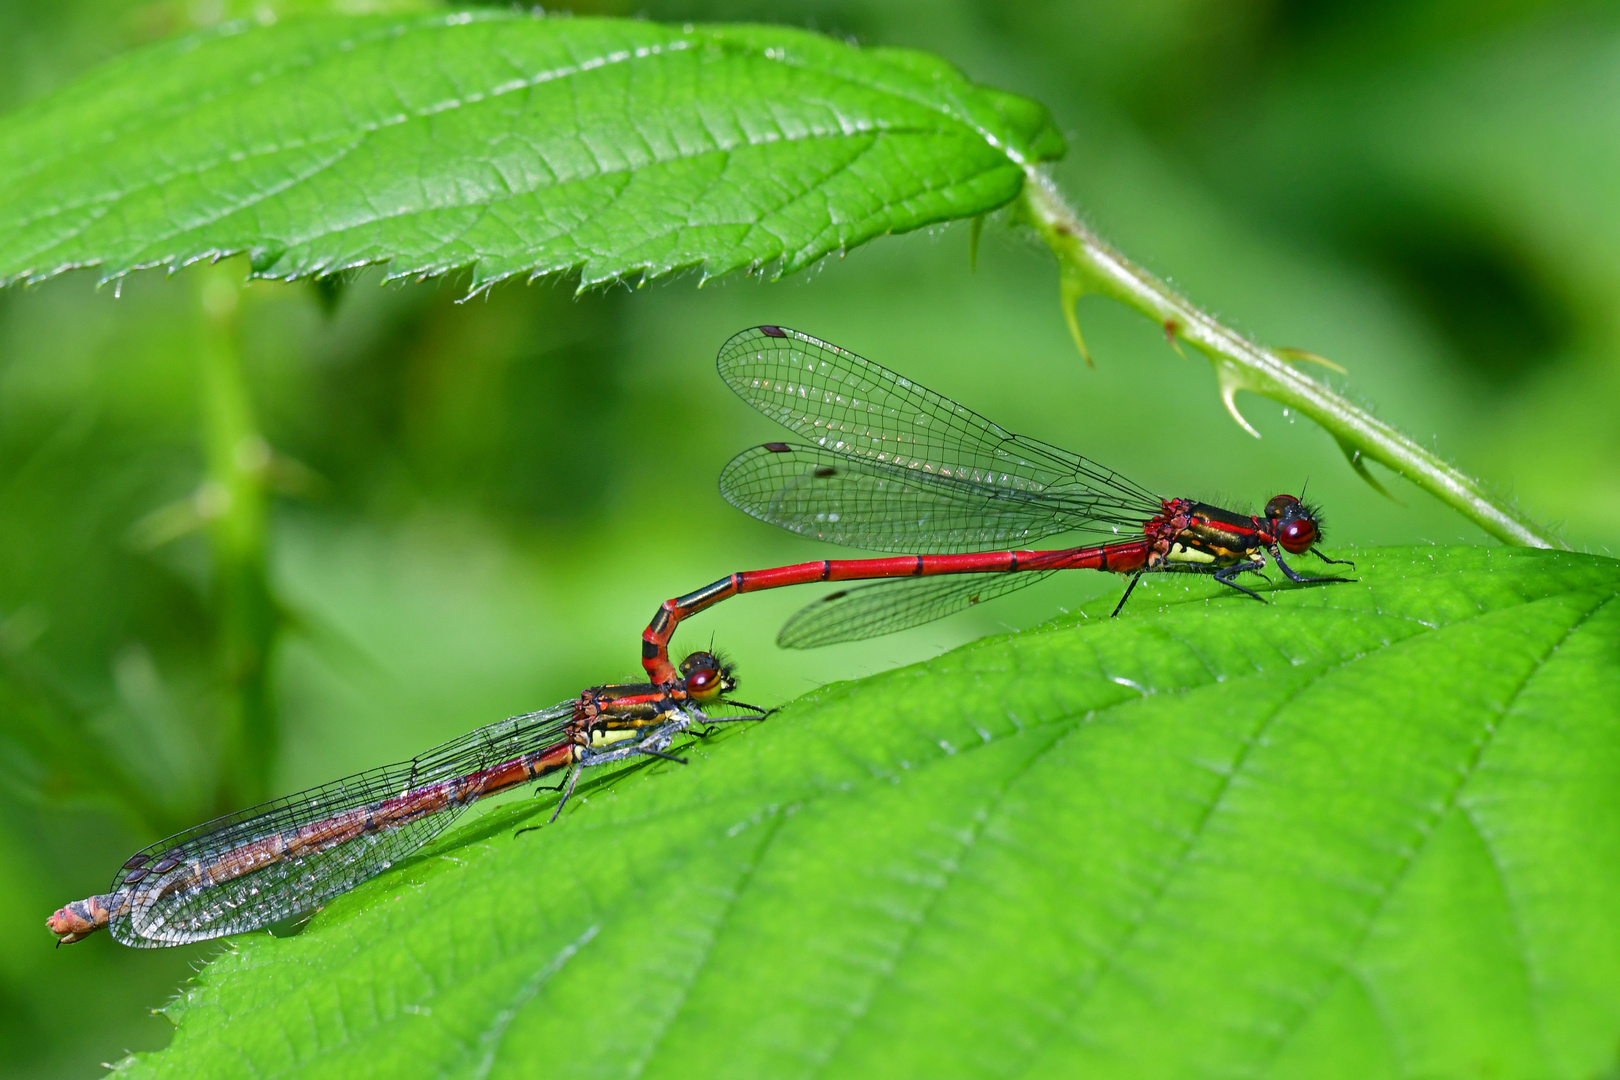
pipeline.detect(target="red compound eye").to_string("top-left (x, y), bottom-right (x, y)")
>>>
top-left (1280, 517), bottom-right (1318, 554)
top-left (678, 653), bottom-right (728, 701)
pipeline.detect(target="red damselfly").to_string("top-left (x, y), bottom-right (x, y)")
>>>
top-left (642, 326), bottom-right (1353, 684)
top-left (49, 653), bottom-right (760, 948)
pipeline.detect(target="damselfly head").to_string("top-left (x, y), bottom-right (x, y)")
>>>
top-left (1264, 494), bottom-right (1324, 554)
top-left (678, 650), bottom-right (737, 702)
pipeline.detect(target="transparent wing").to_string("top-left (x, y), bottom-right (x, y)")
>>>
top-left (721, 443), bottom-right (1151, 553)
top-left (717, 326), bottom-right (1163, 532)
top-left (109, 702), bottom-right (578, 947)
top-left (777, 571), bottom-right (1058, 649)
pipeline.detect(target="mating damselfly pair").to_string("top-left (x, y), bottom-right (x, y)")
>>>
top-left (52, 327), bottom-right (1349, 948)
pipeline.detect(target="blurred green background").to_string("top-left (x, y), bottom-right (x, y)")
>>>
top-left (2, 0), bottom-right (1617, 1075)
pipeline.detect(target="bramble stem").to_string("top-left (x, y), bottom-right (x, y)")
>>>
top-left (1019, 174), bottom-right (1562, 550)
top-left (197, 264), bottom-right (280, 810)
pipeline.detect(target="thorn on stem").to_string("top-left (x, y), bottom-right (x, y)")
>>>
top-left (1335, 437), bottom-right (1401, 503)
top-left (1060, 269), bottom-right (1094, 368)
top-left (1276, 347), bottom-right (1347, 374)
top-left (1216, 365), bottom-right (1262, 439)
top-left (1163, 318), bottom-right (1186, 358)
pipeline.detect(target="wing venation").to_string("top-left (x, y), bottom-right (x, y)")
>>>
top-left (777, 571), bottom-right (1059, 649)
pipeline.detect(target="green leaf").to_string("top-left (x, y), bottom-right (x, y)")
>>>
top-left (0, 12), bottom-right (1063, 291)
top-left (114, 546), bottom-right (1620, 1079)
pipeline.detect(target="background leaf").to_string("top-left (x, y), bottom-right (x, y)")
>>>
top-left (0, 11), bottom-right (1063, 290)
top-left (115, 547), bottom-right (1620, 1079)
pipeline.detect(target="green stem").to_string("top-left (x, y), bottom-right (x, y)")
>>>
top-left (197, 265), bottom-right (279, 810)
top-left (1020, 174), bottom-right (1563, 550)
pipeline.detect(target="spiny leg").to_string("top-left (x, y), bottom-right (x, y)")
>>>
top-left (1273, 548), bottom-right (1355, 585)
top-left (1212, 562), bottom-right (1270, 603)
top-left (698, 708), bottom-right (773, 727)
top-left (691, 716), bottom-right (769, 738)
top-left (1110, 571), bottom-right (1147, 618)
top-left (547, 763), bottom-right (585, 824)
top-left (691, 701), bottom-right (774, 737)
top-left (1311, 546), bottom-right (1357, 570)
top-left (514, 765), bottom-right (582, 837)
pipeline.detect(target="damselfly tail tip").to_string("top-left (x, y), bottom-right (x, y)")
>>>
top-left (47, 894), bottom-right (111, 946)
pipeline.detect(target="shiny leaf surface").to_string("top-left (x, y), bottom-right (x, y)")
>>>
top-left (0, 12), bottom-right (1063, 290)
top-left (119, 547), bottom-right (1620, 1080)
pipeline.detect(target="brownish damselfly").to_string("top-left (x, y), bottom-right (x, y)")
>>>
top-left (49, 653), bottom-right (762, 948)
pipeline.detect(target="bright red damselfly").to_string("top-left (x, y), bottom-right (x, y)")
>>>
top-left (642, 326), bottom-right (1353, 685)
top-left (49, 653), bottom-right (761, 947)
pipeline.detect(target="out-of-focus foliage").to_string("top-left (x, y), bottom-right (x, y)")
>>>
top-left (0, 1), bottom-right (1616, 1077)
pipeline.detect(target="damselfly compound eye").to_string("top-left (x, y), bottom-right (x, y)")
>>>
top-left (684, 665), bottom-right (721, 700)
top-left (1280, 517), bottom-right (1318, 554)
top-left (677, 651), bottom-right (728, 701)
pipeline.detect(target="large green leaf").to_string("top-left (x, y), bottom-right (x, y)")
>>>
top-left (113, 546), bottom-right (1620, 1079)
top-left (0, 11), bottom-right (1063, 290)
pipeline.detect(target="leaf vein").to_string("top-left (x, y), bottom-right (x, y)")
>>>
top-left (1257, 592), bottom-right (1614, 1073)
top-left (467, 922), bottom-right (601, 1080)
top-left (622, 812), bottom-right (787, 1079)
top-left (811, 718), bottom-right (1090, 1079)
top-left (6, 33), bottom-right (705, 271)
top-left (1008, 662), bottom-right (1330, 1079)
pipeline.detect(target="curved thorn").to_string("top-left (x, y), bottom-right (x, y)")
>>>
top-left (1216, 365), bottom-right (1262, 439)
top-left (1335, 437), bottom-right (1401, 503)
top-left (1276, 346), bottom-right (1347, 374)
top-left (1059, 268), bottom-right (1094, 368)
top-left (1163, 318), bottom-right (1187, 359)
